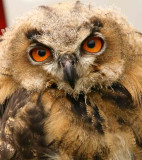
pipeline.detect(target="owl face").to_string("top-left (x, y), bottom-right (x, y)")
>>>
top-left (1, 1), bottom-right (128, 95)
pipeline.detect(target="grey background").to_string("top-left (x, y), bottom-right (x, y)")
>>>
top-left (3, 0), bottom-right (142, 32)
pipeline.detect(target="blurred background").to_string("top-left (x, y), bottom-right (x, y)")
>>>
top-left (0, 0), bottom-right (142, 35)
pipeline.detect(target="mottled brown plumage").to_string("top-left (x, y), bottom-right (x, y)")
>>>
top-left (0, 1), bottom-right (142, 160)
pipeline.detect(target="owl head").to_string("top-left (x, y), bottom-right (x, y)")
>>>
top-left (0, 1), bottom-right (142, 103)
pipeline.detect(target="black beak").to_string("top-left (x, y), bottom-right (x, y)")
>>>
top-left (60, 54), bottom-right (78, 89)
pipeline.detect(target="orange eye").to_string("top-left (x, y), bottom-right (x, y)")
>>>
top-left (30, 47), bottom-right (51, 62)
top-left (82, 36), bottom-right (103, 53)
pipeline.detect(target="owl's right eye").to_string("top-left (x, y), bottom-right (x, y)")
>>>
top-left (82, 36), bottom-right (104, 54)
top-left (30, 47), bottom-right (51, 62)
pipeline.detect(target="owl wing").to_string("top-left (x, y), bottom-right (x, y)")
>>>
top-left (0, 89), bottom-right (28, 159)
top-left (0, 88), bottom-right (49, 160)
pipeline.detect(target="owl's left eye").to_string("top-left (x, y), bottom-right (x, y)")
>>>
top-left (30, 47), bottom-right (51, 62)
top-left (82, 36), bottom-right (104, 54)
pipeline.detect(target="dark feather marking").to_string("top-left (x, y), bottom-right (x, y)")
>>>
top-left (50, 83), bottom-right (58, 89)
top-left (93, 104), bottom-right (104, 123)
top-left (94, 122), bottom-right (104, 135)
top-left (29, 122), bottom-right (44, 135)
top-left (93, 153), bottom-right (103, 160)
top-left (57, 130), bottom-right (69, 148)
top-left (85, 116), bottom-right (92, 123)
top-left (73, 154), bottom-right (88, 160)
top-left (93, 104), bottom-right (104, 134)
top-left (67, 94), bottom-right (93, 124)
top-left (72, 147), bottom-right (82, 159)
top-left (136, 31), bottom-right (142, 36)
top-left (38, 136), bottom-right (50, 148)
top-left (25, 28), bottom-right (42, 39)
top-left (0, 98), bottom-right (9, 119)
top-left (111, 95), bottom-right (133, 109)
top-left (20, 149), bottom-right (35, 159)
top-left (0, 38), bottom-right (3, 42)
top-left (93, 19), bottom-right (103, 28)
top-left (117, 117), bottom-right (125, 125)
top-left (39, 5), bottom-right (52, 11)
top-left (74, 1), bottom-right (82, 10)
top-left (47, 140), bottom-right (56, 148)
top-left (132, 128), bottom-right (142, 148)
top-left (102, 83), bottom-right (134, 109)
top-left (67, 94), bottom-right (87, 117)
top-left (0, 72), bottom-right (12, 77)
top-left (90, 17), bottom-right (103, 32)
top-left (110, 83), bottom-right (131, 98)
top-left (135, 137), bottom-right (142, 148)
top-left (72, 139), bottom-right (90, 160)
top-left (15, 128), bottom-right (33, 147)
top-left (86, 98), bottom-right (91, 106)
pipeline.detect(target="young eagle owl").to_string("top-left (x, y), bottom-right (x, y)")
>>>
top-left (0, 1), bottom-right (142, 160)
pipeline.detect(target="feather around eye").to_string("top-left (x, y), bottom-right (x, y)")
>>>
top-left (30, 47), bottom-right (51, 62)
top-left (82, 36), bottom-right (104, 53)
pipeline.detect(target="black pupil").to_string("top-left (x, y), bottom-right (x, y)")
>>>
top-left (38, 49), bottom-right (46, 57)
top-left (87, 40), bottom-right (95, 48)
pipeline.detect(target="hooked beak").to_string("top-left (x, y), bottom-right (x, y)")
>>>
top-left (60, 54), bottom-right (78, 89)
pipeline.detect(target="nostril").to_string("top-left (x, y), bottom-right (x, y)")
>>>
top-left (59, 54), bottom-right (77, 67)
